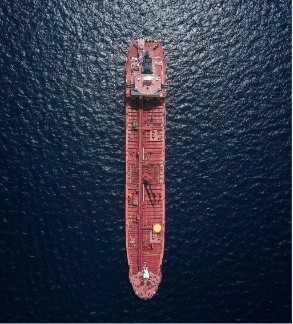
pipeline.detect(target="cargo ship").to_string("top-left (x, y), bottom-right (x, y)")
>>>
top-left (125, 39), bottom-right (167, 299)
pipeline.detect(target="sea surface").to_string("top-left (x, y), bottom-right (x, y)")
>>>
top-left (0, 0), bottom-right (291, 322)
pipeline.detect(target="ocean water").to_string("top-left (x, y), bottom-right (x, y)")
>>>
top-left (0, 0), bottom-right (291, 322)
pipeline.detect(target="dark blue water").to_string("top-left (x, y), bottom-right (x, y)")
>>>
top-left (0, 0), bottom-right (291, 322)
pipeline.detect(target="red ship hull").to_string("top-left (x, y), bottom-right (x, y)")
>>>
top-left (125, 39), bottom-right (167, 299)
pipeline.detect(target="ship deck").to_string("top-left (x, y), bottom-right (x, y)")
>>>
top-left (125, 40), bottom-right (167, 299)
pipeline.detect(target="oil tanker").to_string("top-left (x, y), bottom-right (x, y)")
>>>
top-left (125, 39), bottom-right (167, 299)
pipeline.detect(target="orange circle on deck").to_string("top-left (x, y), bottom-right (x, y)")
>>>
top-left (153, 224), bottom-right (162, 233)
